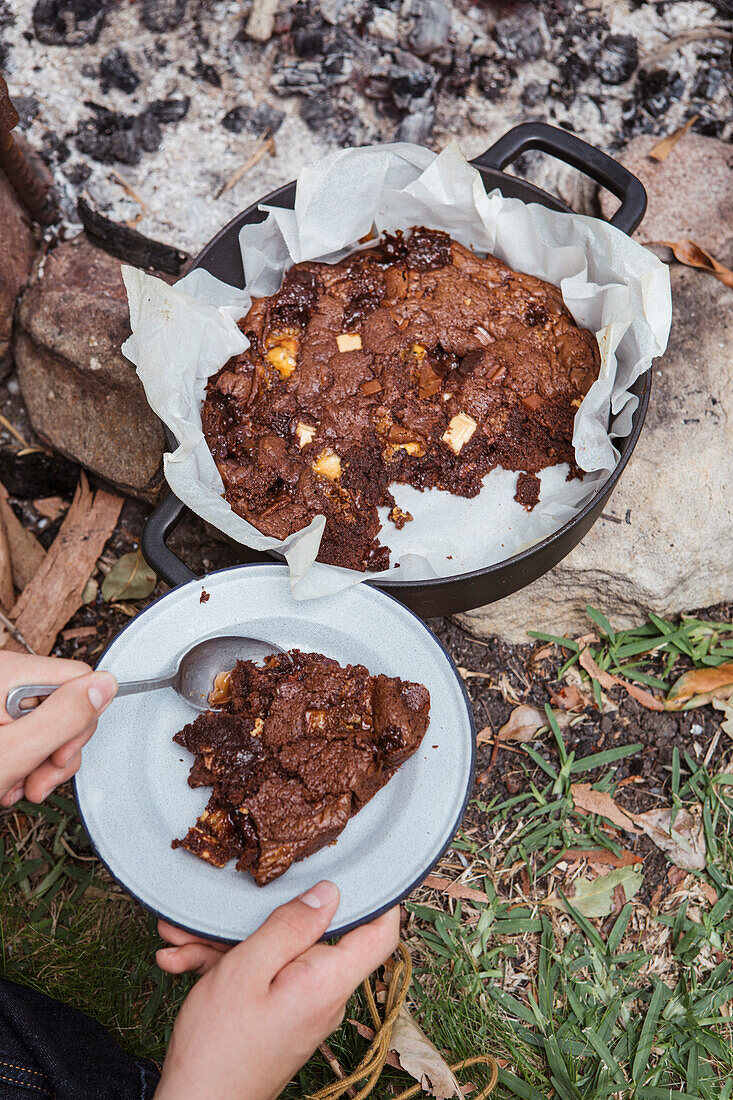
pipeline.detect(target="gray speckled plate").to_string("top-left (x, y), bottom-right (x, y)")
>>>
top-left (74, 564), bottom-right (474, 942)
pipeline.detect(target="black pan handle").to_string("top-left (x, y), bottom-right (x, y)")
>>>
top-left (142, 492), bottom-right (198, 588)
top-left (471, 122), bottom-right (647, 236)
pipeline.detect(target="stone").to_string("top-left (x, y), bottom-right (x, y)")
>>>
top-left (456, 264), bottom-right (733, 643)
top-left (600, 133), bottom-right (733, 265)
top-left (0, 168), bottom-right (36, 379)
top-left (13, 236), bottom-right (165, 503)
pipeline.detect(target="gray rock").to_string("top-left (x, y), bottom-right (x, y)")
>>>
top-left (14, 236), bottom-right (165, 502)
top-left (456, 264), bottom-right (733, 643)
top-left (599, 133), bottom-right (733, 265)
top-left (0, 169), bottom-right (36, 380)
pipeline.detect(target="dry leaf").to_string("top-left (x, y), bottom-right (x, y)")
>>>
top-left (101, 549), bottom-right (156, 602)
top-left (390, 1006), bottom-right (462, 1099)
top-left (422, 873), bottom-right (488, 904)
top-left (701, 882), bottom-right (719, 906)
top-left (666, 661), bottom-right (733, 710)
top-left (497, 704), bottom-right (546, 743)
top-left (648, 114), bottom-right (699, 162)
top-left (82, 577), bottom-right (98, 605)
top-left (560, 847), bottom-right (643, 868)
top-left (549, 682), bottom-right (587, 711)
top-left (662, 239), bottom-right (733, 290)
top-left (579, 646), bottom-right (664, 711)
top-left (570, 783), bottom-right (640, 833)
top-left (713, 697), bottom-right (733, 739)
top-left (475, 726), bottom-right (492, 745)
top-left (545, 865), bottom-right (643, 918)
top-left (632, 807), bottom-right (706, 871)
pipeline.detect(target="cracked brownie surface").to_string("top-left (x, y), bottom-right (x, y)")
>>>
top-left (172, 650), bottom-right (430, 885)
top-left (202, 226), bottom-right (601, 571)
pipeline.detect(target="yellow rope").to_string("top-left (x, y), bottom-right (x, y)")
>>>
top-left (311, 942), bottom-right (498, 1100)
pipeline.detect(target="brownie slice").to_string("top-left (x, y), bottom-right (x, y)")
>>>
top-left (202, 225), bottom-right (601, 571)
top-left (172, 650), bottom-right (430, 885)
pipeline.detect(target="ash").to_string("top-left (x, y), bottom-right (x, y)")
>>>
top-left (2, 0), bottom-right (731, 255)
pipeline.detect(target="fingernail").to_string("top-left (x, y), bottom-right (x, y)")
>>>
top-left (5, 790), bottom-right (22, 807)
top-left (39, 787), bottom-right (54, 803)
top-left (88, 672), bottom-right (118, 712)
top-left (298, 880), bottom-right (339, 910)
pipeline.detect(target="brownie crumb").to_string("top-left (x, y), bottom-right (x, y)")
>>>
top-left (172, 650), bottom-right (430, 885)
top-left (199, 589), bottom-right (210, 603)
top-left (202, 226), bottom-right (600, 573)
top-left (515, 471), bottom-right (541, 510)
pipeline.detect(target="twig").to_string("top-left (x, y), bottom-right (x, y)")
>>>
top-left (0, 606), bottom-right (34, 653)
top-left (0, 413), bottom-right (28, 448)
top-left (215, 133), bottom-right (275, 199)
top-left (318, 1043), bottom-right (357, 1099)
top-left (111, 169), bottom-right (150, 213)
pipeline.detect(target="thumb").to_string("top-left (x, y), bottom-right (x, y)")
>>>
top-left (236, 881), bottom-right (341, 985)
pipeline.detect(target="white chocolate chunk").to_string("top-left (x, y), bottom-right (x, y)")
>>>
top-left (312, 448), bottom-right (342, 479)
top-left (295, 421), bottom-right (317, 447)
top-left (336, 333), bottom-right (362, 352)
top-left (442, 412), bottom-right (477, 454)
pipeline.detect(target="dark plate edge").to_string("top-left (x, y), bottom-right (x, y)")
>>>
top-left (73, 561), bottom-right (476, 944)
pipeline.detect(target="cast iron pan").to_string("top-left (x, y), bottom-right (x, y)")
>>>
top-left (141, 122), bottom-right (649, 618)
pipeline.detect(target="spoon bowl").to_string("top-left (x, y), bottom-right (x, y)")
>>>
top-left (5, 634), bottom-right (286, 720)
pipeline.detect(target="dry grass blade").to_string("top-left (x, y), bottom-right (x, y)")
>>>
top-left (111, 169), bottom-right (150, 213)
top-left (0, 413), bottom-right (28, 448)
top-left (661, 240), bottom-right (733, 289)
top-left (215, 133), bottom-right (276, 198)
top-left (648, 114), bottom-right (699, 162)
top-left (560, 847), bottom-right (643, 868)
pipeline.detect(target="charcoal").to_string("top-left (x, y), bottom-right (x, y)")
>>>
top-left (293, 21), bottom-right (325, 57)
top-left (195, 58), bottom-right (221, 88)
top-left (140, 0), bottom-right (187, 32)
top-left (99, 47), bottom-right (140, 94)
top-left (596, 34), bottom-right (638, 84)
top-left (75, 99), bottom-right (189, 166)
top-left (408, 0), bottom-right (451, 58)
top-left (33, 0), bottom-right (106, 46)
top-left (444, 50), bottom-right (472, 93)
top-left (493, 4), bottom-right (546, 62)
top-left (63, 161), bottom-right (92, 184)
top-left (692, 65), bottom-right (722, 101)
top-left (389, 54), bottom-right (435, 110)
top-left (221, 102), bottom-right (284, 135)
top-left (78, 197), bottom-right (190, 275)
top-left (271, 61), bottom-right (330, 96)
top-left (0, 451), bottom-right (79, 499)
top-left (299, 93), bottom-right (366, 145)
top-left (13, 95), bottom-right (40, 127)
top-left (635, 68), bottom-right (685, 119)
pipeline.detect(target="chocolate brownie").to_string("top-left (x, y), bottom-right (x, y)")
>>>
top-left (172, 650), bottom-right (430, 885)
top-left (202, 226), bottom-right (601, 571)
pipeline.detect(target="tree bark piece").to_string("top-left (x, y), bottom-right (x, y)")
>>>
top-left (0, 504), bottom-right (14, 611)
top-left (0, 479), bottom-right (46, 590)
top-left (2, 476), bottom-right (123, 655)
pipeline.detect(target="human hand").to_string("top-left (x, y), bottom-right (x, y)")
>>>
top-left (156, 919), bottom-right (233, 975)
top-left (0, 652), bottom-right (117, 807)
top-left (154, 882), bottom-right (400, 1100)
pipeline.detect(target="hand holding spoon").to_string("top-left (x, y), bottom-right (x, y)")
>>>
top-left (5, 635), bottom-right (285, 719)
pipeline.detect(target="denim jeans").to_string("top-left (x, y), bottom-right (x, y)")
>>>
top-left (0, 980), bottom-right (160, 1099)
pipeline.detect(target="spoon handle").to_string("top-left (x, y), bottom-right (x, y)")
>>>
top-left (6, 676), bottom-right (177, 719)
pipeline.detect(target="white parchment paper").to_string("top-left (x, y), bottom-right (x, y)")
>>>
top-left (122, 141), bottom-right (671, 599)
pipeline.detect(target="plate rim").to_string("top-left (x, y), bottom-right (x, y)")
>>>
top-left (73, 561), bottom-right (476, 943)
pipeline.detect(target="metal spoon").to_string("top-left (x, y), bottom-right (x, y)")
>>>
top-left (5, 635), bottom-right (286, 720)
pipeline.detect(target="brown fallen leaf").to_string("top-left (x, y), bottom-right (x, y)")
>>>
top-left (666, 661), bottom-right (733, 710)
top-left (422, 873), bottom-right (488, 904)
top-left (61, 626), bottom-right (99, 641)
top-left (648, 114), bottom-right (699, 162)
top-left (1, 476), bottom-right (123, 656)
top-left (549, 682), bottom-right (587, 711)
top-left (579, 646), bottom-right (664, 711)
top-left (560, 847), bottom-right (643, 868)
top-left (33, 496), bottom-right (67, 521)
top-left (497, 704), bottom-right (546, 743)
top-left (570, 783), bottom-right (640, 833)
top-left (544, 865), bottom-right (643, 918)
top-left (101, 548), bottom-right (156, 602)
top-left (701, 881), bottom-right (719, 906)
top-left (713, 697), bottom-right (733, 739)
top-left (632, 807), bottom-right (706, 871)
top-left (661, 240), bottom-right (733, 290)
top-left (389, 1006), bottom-right (462, 1099)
